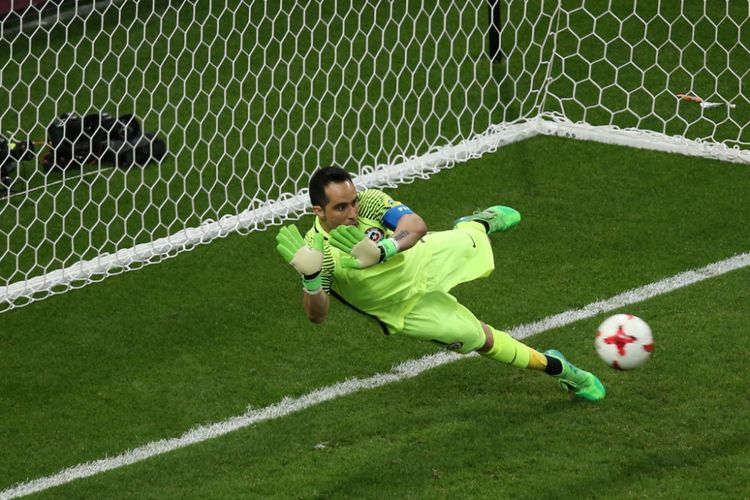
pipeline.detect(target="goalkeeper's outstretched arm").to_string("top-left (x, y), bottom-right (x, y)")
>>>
top-left (276, 224), bottom-right (330, 323)
top-left (303, 287), bottom-right (329, 323)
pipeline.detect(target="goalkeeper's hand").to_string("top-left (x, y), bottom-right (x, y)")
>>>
top-left (275, 224), bottom-right (324, 293)
top-left (329, 225), bottom-right (398, 269)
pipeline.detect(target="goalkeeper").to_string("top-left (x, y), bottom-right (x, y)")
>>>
top-left (276, 166), bottom-right (605, 401)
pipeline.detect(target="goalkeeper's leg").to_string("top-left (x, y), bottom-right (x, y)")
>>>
top-left (479, 323), bottom-right (605, 401)
top-left (399, 292), bottom-right (605, 401)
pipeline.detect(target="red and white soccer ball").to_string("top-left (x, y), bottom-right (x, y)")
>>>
top-left (595, 314), bottom-right (653, 370)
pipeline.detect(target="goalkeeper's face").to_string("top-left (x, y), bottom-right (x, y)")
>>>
top-left (314, 180), bottom-right (359, 231)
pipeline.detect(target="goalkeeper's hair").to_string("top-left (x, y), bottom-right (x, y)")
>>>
top-left (309, 165), bottom-right (353, 207)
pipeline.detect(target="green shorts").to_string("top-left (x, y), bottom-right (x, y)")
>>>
top-left (396, 222), bottom-right (494, 354)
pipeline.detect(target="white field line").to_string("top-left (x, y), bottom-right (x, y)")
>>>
top-left (2, 251), bottom-right (749, 499)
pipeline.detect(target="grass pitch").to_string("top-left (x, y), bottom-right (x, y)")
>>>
top-left (2, 1), bottom-right (749, 497)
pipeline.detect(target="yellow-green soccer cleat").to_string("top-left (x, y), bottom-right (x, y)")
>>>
top-left (544, 349), bottom-right (606, 401)
top-left (454, 205), bottom-right (521, 234)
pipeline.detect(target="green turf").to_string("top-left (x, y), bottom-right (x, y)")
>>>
top-left (2, 1), bottom-right (750, 496)
top-left (1, 137), bottom-right (749, 498)
top-left (43, 271), bottom-right (750, 500)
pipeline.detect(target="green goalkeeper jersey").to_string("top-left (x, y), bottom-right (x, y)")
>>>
top-left (304, 188), bottom-right (431, 332)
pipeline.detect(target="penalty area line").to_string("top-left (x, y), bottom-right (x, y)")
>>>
top-left (2, 251), bottom-right (749, 499)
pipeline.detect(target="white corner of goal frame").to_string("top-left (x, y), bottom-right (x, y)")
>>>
top-left (536, 113), bottom-right (750, 165)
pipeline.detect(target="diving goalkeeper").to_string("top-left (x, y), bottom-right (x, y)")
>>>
top-left (276, 166), bottom-right (605, 401)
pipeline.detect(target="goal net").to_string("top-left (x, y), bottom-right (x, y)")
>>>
top-left (1, 0), bottom-right (748, 313)
top-left (537, 1), bottom-right (750, 161)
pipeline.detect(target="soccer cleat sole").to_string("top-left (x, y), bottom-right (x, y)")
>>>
top-left (454, 205), bottom-right (521, 234)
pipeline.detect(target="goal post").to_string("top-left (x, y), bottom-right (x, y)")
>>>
top-left (1, 0), bottom-right (748, 313)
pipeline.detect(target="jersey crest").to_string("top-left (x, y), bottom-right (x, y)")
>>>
top-left (365, 227), bottom-right (385, 242)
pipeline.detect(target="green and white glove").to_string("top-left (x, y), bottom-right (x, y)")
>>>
top-left (275, 224), bottom-right (325, 293)
top-left (328, 225), bottom-right (398, 269)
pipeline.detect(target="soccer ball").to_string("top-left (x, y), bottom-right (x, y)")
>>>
top-left (595, 314), bottom-right (653, 370)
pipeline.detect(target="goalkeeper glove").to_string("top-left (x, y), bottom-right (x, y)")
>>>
top-left (328, 225), bottom-right (399, 269)
top-left (275, 224), bottom-right (325, 293)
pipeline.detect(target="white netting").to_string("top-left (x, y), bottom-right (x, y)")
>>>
top-left (539, 1), bottom-right (750, 155)
top-left (1, 1), bottom-right (748, 313)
